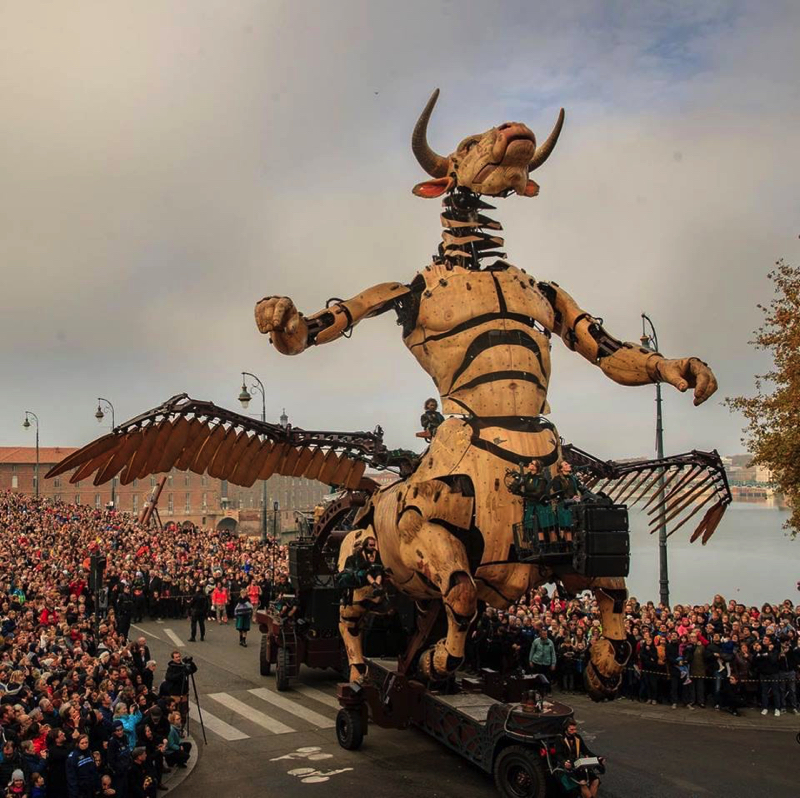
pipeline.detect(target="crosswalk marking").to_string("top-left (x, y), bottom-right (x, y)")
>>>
top-left (292, 685), bottom-right (342, 710)
top-left (249, 688), bottom-right (336, 729)
top-left (189, 701), bottom-right (249, 741)
top-left (208, 692), bottom-right (296, 734)
top-left (163, 628), bottom-right (185, 647)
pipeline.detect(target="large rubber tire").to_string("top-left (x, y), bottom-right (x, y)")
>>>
top-left (335, 708), bottom-right (364, 750)
top-left (275, 647), bottom-right (290, 692)
top-left (493, 745), bottom-right (547, 798)
top-left (259, 635), bottom-right (271, 676)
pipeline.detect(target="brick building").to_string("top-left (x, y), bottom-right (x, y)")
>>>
top-left (0, 446), bottom-right (328, 535)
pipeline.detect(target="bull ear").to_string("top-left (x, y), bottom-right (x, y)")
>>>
top-left (412, 177), bottom-right (453, 198)
top-left (522, 179), bottom-right (540, 197)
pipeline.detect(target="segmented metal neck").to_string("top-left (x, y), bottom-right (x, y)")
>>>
top-left (437, 189), bottom-right (505, 270)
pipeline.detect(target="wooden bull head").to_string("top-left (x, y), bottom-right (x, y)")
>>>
top-left (412, 88), bottom-right (565, 199)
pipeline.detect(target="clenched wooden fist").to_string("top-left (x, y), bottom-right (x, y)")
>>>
top-left (254, 296), bottom-right (309, 355)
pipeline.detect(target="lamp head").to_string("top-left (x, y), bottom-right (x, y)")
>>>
top-left (238, 384), bottom-right (252, 409)
top-left (95, 406), bottom-right (105, 423)
top-left (22, 417), bottom-right (30, 430)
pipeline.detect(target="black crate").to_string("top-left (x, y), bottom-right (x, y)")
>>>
top-left (289, 542), bottom-right (316, 591)
top-left (306, 586), bottom-right (340, 630)
top-left (572, 551), bottom-right (630, 578)
top-left (574, 528), bottom-right (630, 556)
top-left (570, 502), bottom-right (629, 532)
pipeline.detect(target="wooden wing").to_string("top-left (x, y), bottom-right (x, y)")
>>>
top-left (46, 394), bottom-right (386, 493)
top-left (562, 444), bottom-right (732, 544)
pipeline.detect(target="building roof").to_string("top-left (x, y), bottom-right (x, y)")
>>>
top-left (0, 446), bottom-right (77, 465)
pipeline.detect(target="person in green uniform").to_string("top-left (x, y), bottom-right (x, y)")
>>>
top-left (549, 460), bottom-right (584, 543)
top-left (508, 460), bottom-right (553, 547)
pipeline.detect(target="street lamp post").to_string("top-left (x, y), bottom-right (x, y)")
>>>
top-left (272, 500), bottom-right (280, 597)
top-left (641, 313), bottom-right (669, 607)
top-left (239, 372), bottom-right (269, 544)
top-left (22, 412), bottom-right (39, 498)
top-left (95, 398), bottom-right (116, 509)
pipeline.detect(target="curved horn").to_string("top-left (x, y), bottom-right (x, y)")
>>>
top-left (528, 108), bottom-right (565, 172)
top-left (412, 88), bottom-right (449, 178)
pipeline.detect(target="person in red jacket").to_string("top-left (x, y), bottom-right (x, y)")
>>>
top-left (211, 583), bottom-right (229, 624)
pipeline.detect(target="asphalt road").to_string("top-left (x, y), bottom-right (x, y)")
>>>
top-left (132, 618), bottom-right (797, 798)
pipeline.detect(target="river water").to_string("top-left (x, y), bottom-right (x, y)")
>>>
top-left (625, 502), bottom-right (797, 606)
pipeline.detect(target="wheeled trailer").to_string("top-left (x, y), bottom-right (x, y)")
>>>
top-left (336, 658), bottom-right (575, 798)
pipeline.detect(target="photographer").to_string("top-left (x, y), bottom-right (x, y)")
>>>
top-left (556, 719), bottom-right (605, 798)
top-left (163, 652), bottom-right (197, 728)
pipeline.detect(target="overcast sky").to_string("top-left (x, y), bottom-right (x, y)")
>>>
top-left (1, 1), bottom-right (798, 462)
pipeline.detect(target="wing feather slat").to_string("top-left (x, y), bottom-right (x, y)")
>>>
top-left (291, 447), bottom-right (315, 477)
top-left (224, 432), bottom-right (257, 483)
top-left (701, 503), bottom-right (726, 544)
top-left (190, 424), bottom-right (227, 474)
top-left (154, 417), bottom-right (193, 474)
top-left (302, 449), bottom-right (327, 481)
top-left (239, 441), bottom-right (273, 487)
top-left (666, 490), bottom-right (717, 538)
top-left (329, 455), bottom-right (355, 487)
top-left (174, 421), bottom-right (212, 471)
top-left (207, 427), bottom-right (239, 479)
top-left (142, 420), bottom-right (176, 475)
top-left (343, 460), bottom-right (367, 490)
top-left (277, 447), bottom-right (302, 476)
top-left (258, 443), bottom-right (288, 481)
top-left (94, 432), bottom-right (143, 486)
top-left (45, 434), bottom-right (119, 480)
top-left (317, 451), bottom-right (341, 484)
top-left (122, 424), bottom-right (160, 483)
top-left (70, 449), bottom-right (119, 485)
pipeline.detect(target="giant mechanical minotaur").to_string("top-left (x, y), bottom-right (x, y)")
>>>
top-left (254, 90), bottom-right (719, 694)
top-left (49, 90), bottom-right (730, 699)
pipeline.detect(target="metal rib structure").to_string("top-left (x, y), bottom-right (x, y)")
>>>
top-left (562, 444), bottom-right (732, 544)
top-left (46, 394), bottom-right (388, 493)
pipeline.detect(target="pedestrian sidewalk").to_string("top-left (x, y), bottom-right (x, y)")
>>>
top-left (161, 735), bottom-right (198, 793)
top-left (567, 692), bottom-right (799, 733)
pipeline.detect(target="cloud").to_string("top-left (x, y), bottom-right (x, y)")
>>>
top-left (0, 1), bottom-right (797, 461)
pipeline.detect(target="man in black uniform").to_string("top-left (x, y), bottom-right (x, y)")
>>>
top-left (419, 398), bottom-right (445, 439)
top-left (506, 460), bottom-right (553, 546)
top-left (188, 586), bottom-right (209, 642)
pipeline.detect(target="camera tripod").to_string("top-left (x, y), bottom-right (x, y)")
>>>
top-left (181, 665), bottom-right (208, 745)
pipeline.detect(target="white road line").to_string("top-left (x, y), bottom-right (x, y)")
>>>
top-left (249, 688), bottom-right (335, 729)
top-left (163, 628), bottom-right (185, 648)
top-left (189, 701), bottom-right (249, 741)
top-left (292, 686), bottom-right (341, 710)
top-left (130, 624), bottom-right (165, 643)
top-left (208, 693), bottom-right (296, 735)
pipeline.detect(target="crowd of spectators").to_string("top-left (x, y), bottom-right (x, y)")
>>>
top-left (0, 492), bottom-right (290, 797)
top-left (466, 587), bottom-right (800, 718)
top-left (2, 488), bottom-right (798, 795)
